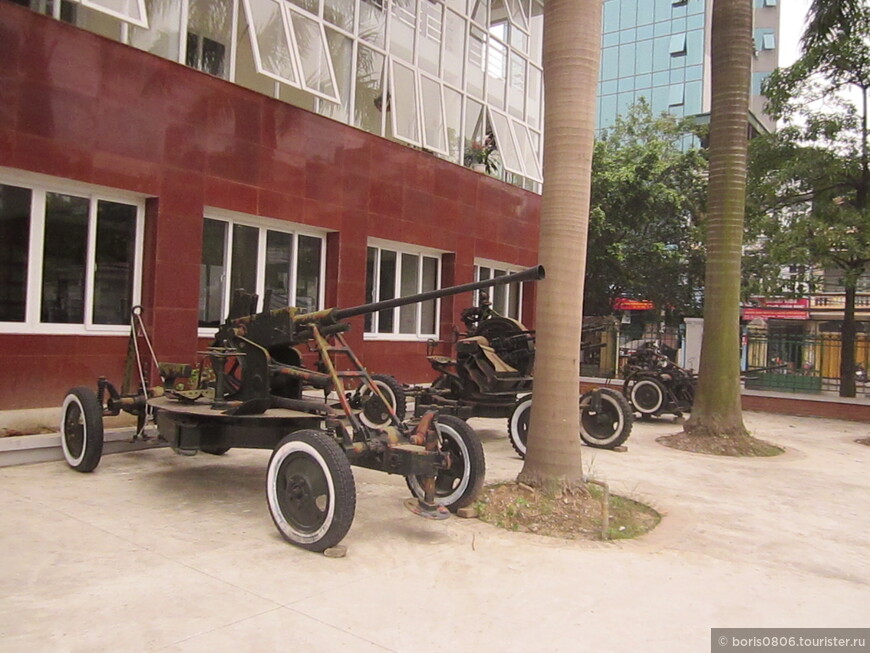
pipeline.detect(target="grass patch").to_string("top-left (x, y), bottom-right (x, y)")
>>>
top-left (474, 481), bottom-right (660, 541)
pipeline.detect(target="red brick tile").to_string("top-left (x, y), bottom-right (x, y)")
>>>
top-left (368, 181), bottom-right (403, 220)
top-left (12, 132), bottom-right (94, 183)
top-left (204, 176), bottom-right (257, 214)
top-left (91, 152), bottom-right (161, 194)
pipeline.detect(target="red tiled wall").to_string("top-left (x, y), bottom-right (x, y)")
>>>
top-left (0, 3), bottom-right (541, 408)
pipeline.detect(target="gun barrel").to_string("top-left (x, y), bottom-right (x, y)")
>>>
top-left (333, 265), bottom-right (545, 321)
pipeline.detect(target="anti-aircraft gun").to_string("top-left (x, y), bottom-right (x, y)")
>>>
top-left (59, 266), bottom-right (545, 552)
top-left (411, 289), bottom-right (634, 457)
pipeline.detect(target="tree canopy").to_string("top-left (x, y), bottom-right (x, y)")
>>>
top-left (585, 100), bottom-right (707, 320)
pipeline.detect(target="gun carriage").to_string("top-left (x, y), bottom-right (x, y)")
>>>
top-left (59, 268), bottom-right (543, 552)
top-left (621, 342), bottom-right (697, 419)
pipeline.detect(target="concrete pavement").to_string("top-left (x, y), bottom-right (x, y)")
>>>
top-left (1, 412), bottom-right (868, 652)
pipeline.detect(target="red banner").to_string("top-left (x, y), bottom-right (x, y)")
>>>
top-left (613, 298), bottom-right (655, 311)
top-left (743, 307), bottom-right (809, 320)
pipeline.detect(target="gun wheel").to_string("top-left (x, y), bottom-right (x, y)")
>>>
top-left (579, 388), bottom-right (633, 449)
top-left (266, 430), bottom-right (356, 552)
top-left (507, 389), bottom-right (633, 454)
top-left (405, 415), bottom-right (485, 512)
top-left (61, 387), bottom-right (105, 473)
top-left (357, 374), bottom-right (406, 428)
top-left (627, 377), bottom-right (666, 417)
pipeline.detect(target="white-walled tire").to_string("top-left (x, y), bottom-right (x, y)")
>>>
top-left (266, 430), bottom-right (356, 552)
top-left (405, 415), bottom-right (485, 512)
top-left (579, 388), bottom-right (633, 449)
top-left (628, 377), bottom-right (666, 416)
top-left (358, 374), bottom-right (406, 428)
top-left (61, 387), bottom-right (104, 472)
top-left (507, 396), bottom-right (533, 458)
top-left (508, 389), bottom-right (633, 454)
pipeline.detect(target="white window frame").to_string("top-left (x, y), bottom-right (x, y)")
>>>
top-left (474, 259), bottom-right (525, 321)
top-left (78, 0), bottom-right (149, 28)
top-left (240, 0), bottom-right (341, 103)
top-left (389, 57), bottom-right (423, 146)
top-left (489, 107), bottom-right (525, 177)
top-left (0, 168), bottom-right (145, 336)
top-left (365, 239), bottom-right (444, 341)
top-left (198, 208), bottom-right (328, 337)
top-left (510, 117), bottom-right (542, 182)
top-left (419, 72), bottom-right (450, 155)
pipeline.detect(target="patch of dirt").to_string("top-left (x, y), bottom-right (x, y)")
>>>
top-left (0, 427), bottom-right (57, 438)
top-left (855, 437), bottom-right (870, 447)
top-left (474, 482), bottom-right (660, 541)
top-left (657, 432), bottom-right (783, 457)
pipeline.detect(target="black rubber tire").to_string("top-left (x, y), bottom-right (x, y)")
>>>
top-left (405, 415), bottom-right (485, 512)
top-left (507, 395), bottom-right (532, 458)
top-left (628, 377), bottom-right (667, 416)
top-left (579, 387), bottom-right (633, 449)
top-left (508, 389), bottom-right (633, 453)
top-left (266, 430), bottom-right (356, 552)
top-left (201, 446), bottom-right (231, 455)
top-left (61, 387), bottom-right (104, 473)
top-left (369, 374), bottom-right (406, 420)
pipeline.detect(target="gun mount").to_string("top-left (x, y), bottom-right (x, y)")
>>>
top-left (58, 265), bottom-right (544, 553)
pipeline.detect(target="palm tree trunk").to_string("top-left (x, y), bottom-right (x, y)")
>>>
top-left (684, 0), bottom-right (751, 437)
top-left (518, 0), bottom-right (601, 488)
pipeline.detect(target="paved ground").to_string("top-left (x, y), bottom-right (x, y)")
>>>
top-left (1, 412), bottom-right (868, 652)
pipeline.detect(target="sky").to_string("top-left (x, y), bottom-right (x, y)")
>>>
top-left (779, 0), bottom-right (811, 67)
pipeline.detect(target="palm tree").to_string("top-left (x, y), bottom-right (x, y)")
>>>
top-left (517, 0), bottom-right (602, 489)
top-left (683, 0), bottom-right (753, 437)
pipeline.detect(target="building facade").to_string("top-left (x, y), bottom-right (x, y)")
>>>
top-left (598, 0), bottom-right (780, 133)
top-left (0, 0), bottom-right (542, 409)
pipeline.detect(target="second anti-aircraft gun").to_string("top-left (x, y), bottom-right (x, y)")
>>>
top-left (410, 286), bottom-right (634, 456)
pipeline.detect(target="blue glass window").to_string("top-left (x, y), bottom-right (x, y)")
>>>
top-left (668, 84), bottom-right (684, 106)
top-left (619, 0), bottom-right (637, 30)
top-left (601, 47), bottom-right (618, 81)
top-left (618, 43), bottom-right (637, 78)
top-left (669, 33), bottom-right (687, 56)
top-left (684, 80), bottom-right (702, 114)
top-left (636, 40), bottom-right (653, 74)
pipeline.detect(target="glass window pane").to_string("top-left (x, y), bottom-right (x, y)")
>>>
top-left (93, 201), bottom-right (136, 325)
top-left (265, 230), bottom-right (293, 310)
top-left (200, 218), bottom-right (227, 327)
top-left (421, 256), bottom-right (438, 334)
top-left (230, 224), bottom-right (259, 302)
top-left (511, 118), bottom-right (542, 181)
top-left (492, 269), bottom-right (506, 313)
top-left (420, 76), bottom-right (447, 153)
top-left (464, 98), bottom-right (486, 164)
top-left (389, 0), bottom-right (416, 63)
top-left (390, 60), bottom-right (420, 144)
top-left (418, 0), bottom-right (442, 76)
top-left (399, 253), bottom-right (419, 333)
top-left (470, 0), bottom-right (488, 25)
top-left (41, 193), bottom-right (89, 324)
top-left (489, 108), bottom-right (523, 176)
top-left (526, 64), bottom-right (541, 129)
top-left (508, 51), bottom-right (525, 119)
top-left (323, 0), bottom-right (354, 31)
top-left (504, 0), bottom-right (528, 31)
top-left (319, 28), bottom-right (352, 123)
top-left (187, 0), bottom-right (231, 78)
top-left (466, 25), bottom-right (486, 98)
top-left (444, 86), bottom-right (463, 163)
top-left (295, 234), bottom-right (322, 312)
top-left (365, 246), bottom-right (376, 332)
top-left (289, 8), bottom-right (339, 100)
top-left (354, 46), bottom-right (386, 135)
top-left (508, 281), bottom-right (520, 319)
top-left (80, 0), bottom-right (148, 28)
top-left (288, 0), bottom-right (319, 12)
top-left (242, 0), bottom-right (299, 86)
top-left (486, 36), bottom-right (507, 109)
top-left (130, 0), bottom-right (181, 60)
top-left (377, 249), bottom-right (397, 333)
top-left (0, 184), bottom-right (31, 323)
top-left (358, 0), bottom-right (386, 48)
top-left (443, 10), bottom-right (465, 88)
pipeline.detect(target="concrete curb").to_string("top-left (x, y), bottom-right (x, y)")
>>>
top-left (0, 428), bottom-right (166, 468)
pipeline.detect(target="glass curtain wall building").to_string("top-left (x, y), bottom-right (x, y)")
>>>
top-left (598, 0), bottom-right (780, 133)
top-left (19, 0), bottom-right (545, 189)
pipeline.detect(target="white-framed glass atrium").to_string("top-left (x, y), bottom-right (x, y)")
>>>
top-left (26, 0), bottom-right (545, 189)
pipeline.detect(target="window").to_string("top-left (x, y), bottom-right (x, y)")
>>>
top-left (0, 175), bottom-right (143, 333)
top-left (79, 0), bottom-right (149, 27)
top-left (761, 32), bottom-right (776, 51)
top-left (186, 0), bottom-right (232, 79)
top-left (668, 84), bottom-right (684, 106)
top-left (198, 214), bottom-right (326, 330)
top-left (474, 262), bottom-right (524, 321)
top-left (763, 0), bottom-right (777, 6)
top-left (365, 243), bottom-right (441, 338)
top-left (669, 33), bottom-right (687, 56)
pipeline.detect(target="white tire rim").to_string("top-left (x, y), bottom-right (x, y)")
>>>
top-left (631, 379), bottom-right (664, 414)
top-left (508, 398), bottom-right (532, 455)
top-left (408, 421), bottom-right (471, 506)
top-left (61, 394), bottom-right (87, 467)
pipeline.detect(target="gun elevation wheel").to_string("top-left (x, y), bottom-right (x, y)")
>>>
top-left (405, 415), bottom-right (485, 512)
top-left (627, 377), bottom-right (666, 417)
top-left (266, 430), bottom-right (356, 552)
top-left (579, 388), bottom-right (633, 449)
top-left (61, 387), bottom-right (105, 472)
top-left (507, 388), bottom-right (633, 456)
